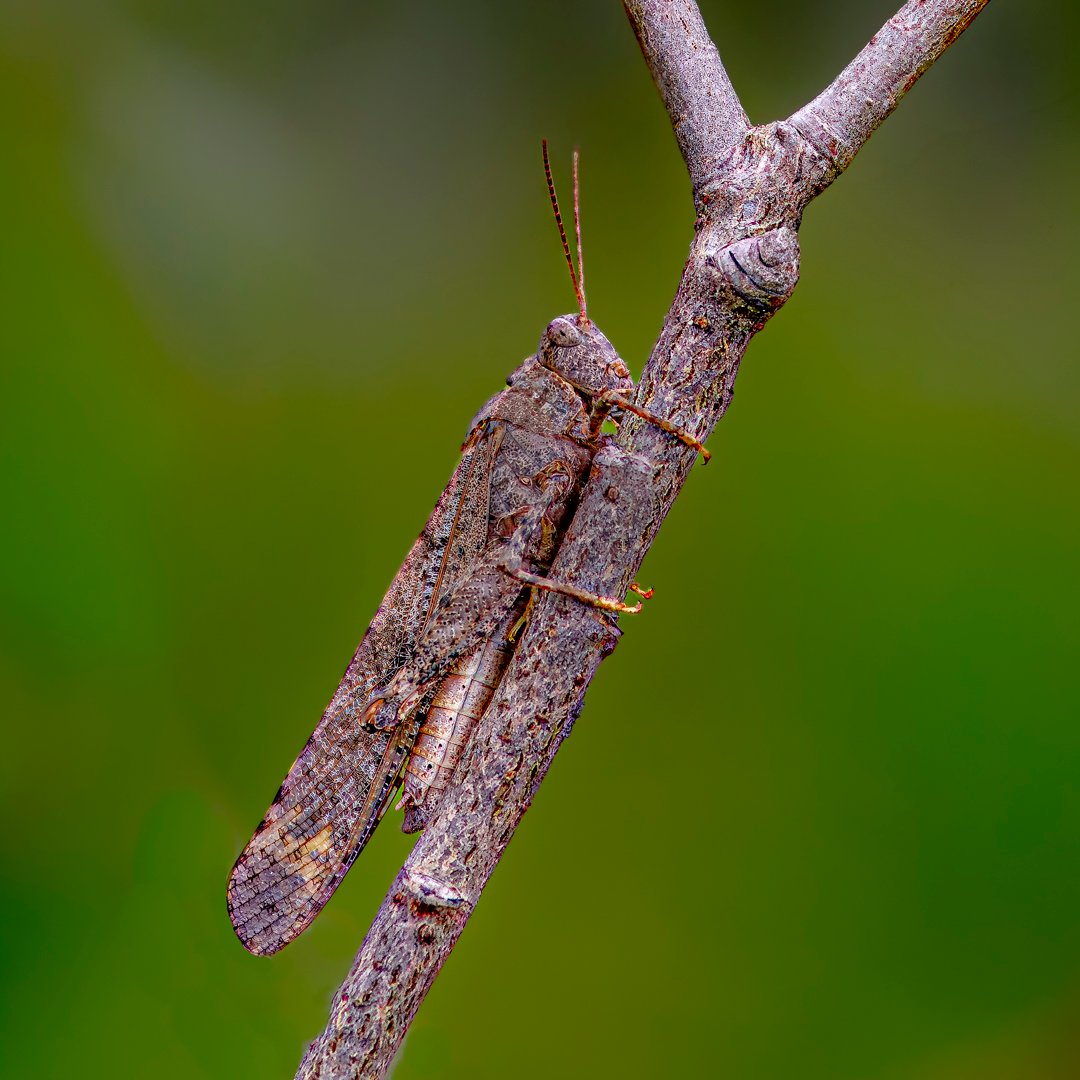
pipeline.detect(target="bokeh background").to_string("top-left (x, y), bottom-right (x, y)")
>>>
top-left (3, 1), bottom-right (1078, 1077)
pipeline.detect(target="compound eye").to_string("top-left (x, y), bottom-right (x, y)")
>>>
top-left (547, 318), bottom-right (584, 349)
top-left (608, 359), bottom-right (630, 379)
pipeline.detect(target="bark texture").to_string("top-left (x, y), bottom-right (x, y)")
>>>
top-left (296, 1), bottom-right (992, 1076)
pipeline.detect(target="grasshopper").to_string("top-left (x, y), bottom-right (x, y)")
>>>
top-left (227, 144), bottom-right (708, 956)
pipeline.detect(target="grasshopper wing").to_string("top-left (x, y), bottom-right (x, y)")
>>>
top-left (227, 431), bottom-right (497, 955)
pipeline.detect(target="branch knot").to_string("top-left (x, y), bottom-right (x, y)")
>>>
top-left (705, 226), bottom-right (800, 313)
top-left (402, 869), bottom-right (467, 911)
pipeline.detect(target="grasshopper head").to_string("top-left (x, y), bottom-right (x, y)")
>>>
top-left (538, 315), bottom-right (633, 399)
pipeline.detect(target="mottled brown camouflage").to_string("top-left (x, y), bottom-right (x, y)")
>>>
top-left (227, 315), bottom-right (635, 956)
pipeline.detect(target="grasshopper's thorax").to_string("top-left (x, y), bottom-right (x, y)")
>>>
top-left (537, 314), bottom-right (633, 404)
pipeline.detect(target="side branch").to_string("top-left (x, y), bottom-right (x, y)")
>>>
top-left (790, 0), bottom-right (992, 196)
top-left (623, 0), bottom-right (750, 187)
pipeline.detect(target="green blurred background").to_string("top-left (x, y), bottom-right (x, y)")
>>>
top-left (3, 1), bottom-right (1078, 1077)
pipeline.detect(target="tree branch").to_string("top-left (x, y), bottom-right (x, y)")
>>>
top-left (789, 0), bottom-right (992, 201)
top-left (295, 2), bottom-right (992, 1077)
top-left (622, 0), bottom-right (750, 188)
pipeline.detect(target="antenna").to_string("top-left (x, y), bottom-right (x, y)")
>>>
top-left (542, 139), bottom-right (588, 323)
top-left (572, 149), bottom-right (587, 321)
